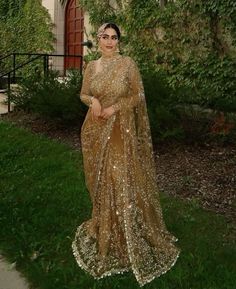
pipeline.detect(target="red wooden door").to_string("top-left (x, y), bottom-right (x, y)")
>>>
top-left (65, 0), bottom-right (84, 70)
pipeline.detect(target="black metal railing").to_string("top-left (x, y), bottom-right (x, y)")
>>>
top-left (0, 53), bottom-right (83, 113)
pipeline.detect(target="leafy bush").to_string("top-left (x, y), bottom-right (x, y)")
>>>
top-left (0, 0), bottom-right (54, 56)
top-left (143, 71), bottom-right (185, 143)
top-left (11, 69), bottom-right (85, 124)
top-left (143, 70), bottom-right (236, 144)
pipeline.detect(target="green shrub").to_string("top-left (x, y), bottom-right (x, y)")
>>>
top-left (11, 69), bottom-right (85, 124)
top-left (143, 71), bottom-right (236, 144)
top-left (0, 0), bottom-right (54, 57)
top-left (143, 71), bottom-right (185, 143)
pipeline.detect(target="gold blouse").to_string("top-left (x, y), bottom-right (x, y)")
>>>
top-left (72, 54), bottom-right (180, 286)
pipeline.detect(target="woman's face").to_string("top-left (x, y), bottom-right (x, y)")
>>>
top-left (98, 27), bottom-right (119, 55)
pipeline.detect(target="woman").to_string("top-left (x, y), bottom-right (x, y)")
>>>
top-left (72, 23), bottom-right (180, 287)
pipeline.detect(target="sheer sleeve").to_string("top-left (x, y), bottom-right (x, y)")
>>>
top-left (80, 61), bottom-right (94, 107)
top-left (113, 58), bottom-right (144, 112)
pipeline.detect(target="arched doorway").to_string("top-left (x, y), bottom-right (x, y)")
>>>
top-left (64, 0), bottom-right (84, 70)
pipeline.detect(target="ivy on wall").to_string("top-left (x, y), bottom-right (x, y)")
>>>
top-left (78, 0), bottom-right (236, 112)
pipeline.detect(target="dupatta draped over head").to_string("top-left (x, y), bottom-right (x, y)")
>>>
top-left (72, 52), bottom-right (180, 286)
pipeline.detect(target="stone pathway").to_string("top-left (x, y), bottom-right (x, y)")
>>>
top-left (0, 255), bottom-right (29, 289)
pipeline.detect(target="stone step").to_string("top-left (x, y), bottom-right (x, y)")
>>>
top-left (0, 93), bottom-right (12, 114)
top-left (0, 83), bottom-right (19, 114)
top-left (0, 83), bottom-right (20, 114)
top-left (0, 255), bottom-right (30, 289)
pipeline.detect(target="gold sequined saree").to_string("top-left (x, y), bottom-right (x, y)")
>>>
top-left (72, 54), bottom-right (180, 286)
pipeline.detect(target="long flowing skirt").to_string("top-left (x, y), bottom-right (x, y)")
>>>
top-left (72, 108), bottom-right (180, 286)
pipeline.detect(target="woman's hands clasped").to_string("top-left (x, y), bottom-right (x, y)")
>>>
top-left (100, 106), bottom-right (115, 119)
top-left (91, 97), bottom-right (115, 121)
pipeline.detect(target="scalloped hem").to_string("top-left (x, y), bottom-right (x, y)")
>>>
top-left (137, 250), bottom-right (180, 287)
top-left (72, 224), bottom-right (181, 287)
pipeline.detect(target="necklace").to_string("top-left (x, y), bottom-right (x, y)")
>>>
top-left (100, 53), bottom-right (121, 69)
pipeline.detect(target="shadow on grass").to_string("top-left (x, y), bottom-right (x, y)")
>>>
top-left (0, 120), bottom-right (235, 289)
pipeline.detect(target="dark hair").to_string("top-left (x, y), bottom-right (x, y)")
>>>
top-left (104, 23), bottom-right (121, 40)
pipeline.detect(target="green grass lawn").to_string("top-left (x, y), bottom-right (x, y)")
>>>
top-left (0, 120), bottom-right (235, 289)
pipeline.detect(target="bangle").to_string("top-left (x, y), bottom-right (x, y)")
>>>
top-left (89, 96), bottom-right (94, 107)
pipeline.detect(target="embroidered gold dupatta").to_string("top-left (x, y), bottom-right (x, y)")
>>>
top-left (72, 55), bottom-right (180, 286)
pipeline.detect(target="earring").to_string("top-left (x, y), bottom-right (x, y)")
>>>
top-left (97, 45), bottom-right (102, 53)
top-left (115, 45), bottom-right (120, 53)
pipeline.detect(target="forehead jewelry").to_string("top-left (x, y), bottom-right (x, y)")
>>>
top-left (97, 23), bottom-right (109, 38)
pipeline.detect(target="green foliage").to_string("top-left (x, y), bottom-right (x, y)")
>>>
top-left (143, 71), bottom-right (185, 143)
top-left (79, 0), bottom-right (117, 26)
top-left (0, 0), bottom-right (54, 57)
top-left (169, 54), bottom-right (236, 112)
top-left (0, 0), bottom-right (27, 17)
top-left (11, 69), bottom-right (85, 123)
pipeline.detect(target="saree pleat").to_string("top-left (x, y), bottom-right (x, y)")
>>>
top-left (72, 55), bottom-right (180, 286)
